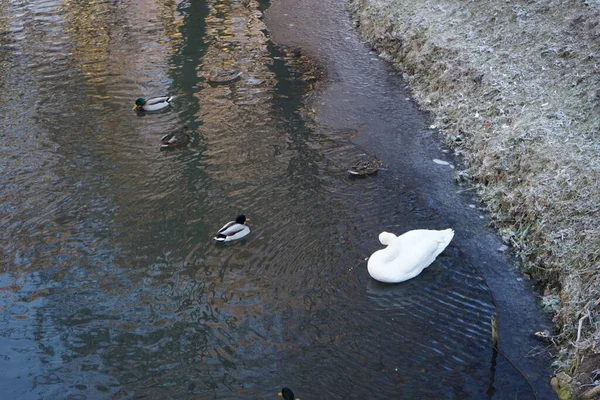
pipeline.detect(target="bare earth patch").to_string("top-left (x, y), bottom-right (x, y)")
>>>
top-left (346, 0), bottom-right (600, 396)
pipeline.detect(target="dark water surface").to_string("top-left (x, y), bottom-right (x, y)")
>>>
top-left (0, 0), bottom-right (552, 399)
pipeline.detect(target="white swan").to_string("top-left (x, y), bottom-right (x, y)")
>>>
top-left (367, 229), bottom-right (454, 283)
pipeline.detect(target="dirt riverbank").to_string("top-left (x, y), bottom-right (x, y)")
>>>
top-left (346, 0), bottom-right (599, 397)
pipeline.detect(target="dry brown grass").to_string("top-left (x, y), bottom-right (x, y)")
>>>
top-left (347, 0), bottom-right (600, 395)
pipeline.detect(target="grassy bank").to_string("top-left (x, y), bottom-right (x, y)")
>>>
top-left (346, 0), bottom-right (600, 396)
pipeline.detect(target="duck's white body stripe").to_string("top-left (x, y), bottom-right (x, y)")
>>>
top-left (213, 221), bottom-right (250, 242)
top-left (142, 96), bottom-right (173, 111)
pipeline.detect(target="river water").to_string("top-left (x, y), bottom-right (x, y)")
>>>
top-left (0, 0), bottom-right (553, 399)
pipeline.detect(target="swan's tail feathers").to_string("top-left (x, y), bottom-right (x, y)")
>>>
top-left (439, 228), bottom-right (455, 247)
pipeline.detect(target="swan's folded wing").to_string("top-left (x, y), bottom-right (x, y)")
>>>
top-left (401, 239), bottom-right (441, 272)
top-left (403, 231), bottom-right (453, 271)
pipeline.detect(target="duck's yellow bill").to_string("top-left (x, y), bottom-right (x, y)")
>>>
top-left (277, 392), bottom-right (282, 397)
top-left (132, 105), bottom-right (137, 110)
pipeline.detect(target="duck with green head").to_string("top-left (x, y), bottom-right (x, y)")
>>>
top-left (132, 95), bottom-right (173, 112)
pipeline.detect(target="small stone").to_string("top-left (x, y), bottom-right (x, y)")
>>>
top-left (497, 244), bottom-right (509, 252)
top-left (432, 159), bottom-right (450, 165)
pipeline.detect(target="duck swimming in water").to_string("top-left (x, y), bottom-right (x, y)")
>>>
top-left (367, 229), bottom-right (454, 283)
top-left (132, 95), bottom-right (173, 112)
top-left (347, 157), bottom-right (381, 176)
top-left (206, 69), bottom-right (242, 84)
top-left (160, 126), bottom-right (191, 149)
top-left (213, 215), bottom-right (251, 242)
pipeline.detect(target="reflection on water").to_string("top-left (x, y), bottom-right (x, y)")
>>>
top-left (0, 0), bottom-right (535, 399)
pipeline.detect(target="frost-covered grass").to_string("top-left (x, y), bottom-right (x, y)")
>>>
top-left (347, 0), bottom-right (600, 394)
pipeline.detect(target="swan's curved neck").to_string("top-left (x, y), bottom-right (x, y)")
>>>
top-left (382, 242), bottom-right (400, 263)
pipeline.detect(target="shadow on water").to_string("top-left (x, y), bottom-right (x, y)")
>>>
top-left (169, 0), bottom-right (209, 128)
top-left (0, 0), bottom-right (550, 399)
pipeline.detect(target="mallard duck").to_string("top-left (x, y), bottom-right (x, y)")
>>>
top-left (132, 95), bottom-right (173, 112)
top-left (347, 158), bottom-right (381, 176)
top-left (160, 126), bottom-right (191, 149)
top-left (367, 229), bottom-right (454, 283)
top-left (206, 69), bottom-right (242, 84)
top-left (278, 388), bottom-right (298, 400)
top-left (213, 215), bottom-right (251, 242)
